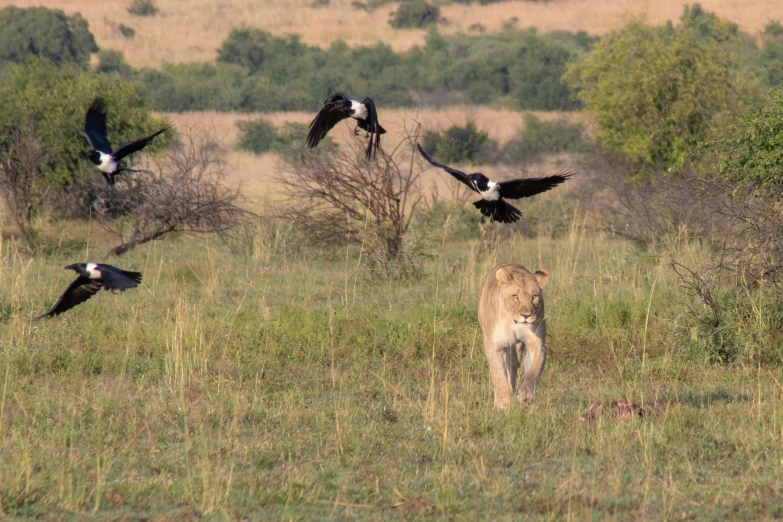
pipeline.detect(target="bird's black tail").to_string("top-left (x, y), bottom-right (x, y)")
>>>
top-left (120, 270), bottom-right (143, 285)
top-left (473, 199), bottom-right (523, 224)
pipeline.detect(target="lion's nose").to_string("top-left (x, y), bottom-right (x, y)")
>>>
top-left (521, 313), bottom-right (532, 320)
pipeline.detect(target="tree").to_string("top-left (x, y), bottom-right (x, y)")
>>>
top-left (564, 16), bottom-right (750, 171)
top-left (0, 60), bottom-right (170, 187)
top-left (0, 119), bottom-right (53, 252)
top-left (0, 6), bottom-right (98, 69)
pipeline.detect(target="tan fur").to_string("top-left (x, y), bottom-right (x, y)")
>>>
top-left (477, 264), bottom-right (549, 409)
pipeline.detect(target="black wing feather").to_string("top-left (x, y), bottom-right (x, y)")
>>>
top-left (38, 276), bottom-right (102, 319)
top-left (112, 125), bottom-right (173, 162)
top-left (498, 173), bottom-right (572, 200)
top-left (84, 98), bottom-right (113, 153)
top-left (359, 97), bottom-right (385, 160)
top-left (416, 143), bottom-right (477, 193)
top-left (307, 93), bottom-right (353, 149)
top-left (96, 264), bottom-right (143, 290)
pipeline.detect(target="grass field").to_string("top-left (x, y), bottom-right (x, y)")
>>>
top-left (1, 184), bottom-right (782, 518)
top-left (13, 0), bottom-right (783, 68)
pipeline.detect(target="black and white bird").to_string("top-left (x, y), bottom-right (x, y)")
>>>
top-left (35, 263), bottom-right (143, 320)
top-left (306, 93), bottom-right (386, 160)
top-left (84, 98), bottom-right (172, 186)
top-left (417, 143), bottom-right (572, 223)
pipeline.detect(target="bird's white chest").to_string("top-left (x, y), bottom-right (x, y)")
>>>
top-left (97, 152), bottom-right (117, 174)
top-left (85, 263), bottom-right (101, 279)
top-left (350, 100), bottom-right (368, 120)
top-left (480, 181), bottom-right (501, 201)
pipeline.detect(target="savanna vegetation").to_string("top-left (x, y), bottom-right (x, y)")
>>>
top-left (1, 1), bottom-right (783, 519)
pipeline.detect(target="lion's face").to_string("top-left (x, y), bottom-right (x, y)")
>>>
top-left (495, 267), bottom-right (549, 325)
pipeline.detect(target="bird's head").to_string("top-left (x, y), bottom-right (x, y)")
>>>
top-left (85, 150), bottom-right (102, 165)
top-left (64, 263), bottom-right (88, 276)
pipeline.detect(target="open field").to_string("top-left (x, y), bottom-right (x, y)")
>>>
top-left (11, 0), bottom-right (783, 68)
top-left (1, 197), bottom-right (782, 518)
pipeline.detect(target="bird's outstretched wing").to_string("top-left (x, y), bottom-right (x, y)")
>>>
top-left (416, 143), bottom-right (477, 193)
top-left (359, 97), bottom-right (385, 160)
top-left (84, 98), bottom-right (113, 153)
top-left (37, 277), bottom-right (102, 319)
top-left (97, 264), bottom-right (143, 290)
top-left (112, 125), bottom-right (173, 162)
top-left (498, 173), bottom-right (572, 200)
top-left (306, 93), bottom-right (353, 149)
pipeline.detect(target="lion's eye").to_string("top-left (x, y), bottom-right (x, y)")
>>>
top-left (512, 295), bottom-right (519, 301)
top-left (532, 295), bottom-right (539, 302)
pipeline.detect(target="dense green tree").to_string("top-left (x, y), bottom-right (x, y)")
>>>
top-left (388, 0), bottom-right (440, 29)
top-left (0, 6), bottom-right (98, 68)
top-left (711, 86), bottom-right (783, 195)
top-left (564, 17), bottom-right (750, 171)
top-left (0, 60), bottom-right (170, 185)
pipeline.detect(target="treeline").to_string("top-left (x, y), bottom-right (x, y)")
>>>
top-left (3, 4), bottom-right (783, 114)
top-left (128, 28), bottom-right (594, 112)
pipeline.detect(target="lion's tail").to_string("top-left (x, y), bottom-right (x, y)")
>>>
top-left (473, 199), bottom-right (522, 224)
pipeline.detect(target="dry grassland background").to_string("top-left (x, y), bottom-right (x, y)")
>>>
top-left (161, 108), bottom-right (585, 198)
top-left (8, 0), bottom-right (783, 68)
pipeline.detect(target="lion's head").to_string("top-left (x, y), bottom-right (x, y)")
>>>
top-left (495, 266), bottom-right (549, 325)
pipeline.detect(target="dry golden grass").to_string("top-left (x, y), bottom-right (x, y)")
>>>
top-left (160, 108), bottom-right (583, 199)
top-left (10, 0), bottom-right (783, 68)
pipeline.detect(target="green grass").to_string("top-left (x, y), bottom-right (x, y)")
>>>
top-left (0, 216), bottom-right (781, 520)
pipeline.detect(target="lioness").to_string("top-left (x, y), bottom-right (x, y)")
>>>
top-left (478, 264), bottom-right (549, 409)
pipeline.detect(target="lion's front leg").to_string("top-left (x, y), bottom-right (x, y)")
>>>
top-left (517, 333), bottom-right (546, 406)
top-left (485, 344), bottom-right (516, 410)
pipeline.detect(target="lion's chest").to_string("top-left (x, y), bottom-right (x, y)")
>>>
top-left (492, 321), bottom-right (534, 348)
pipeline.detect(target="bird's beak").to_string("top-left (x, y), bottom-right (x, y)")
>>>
top-left (64, 263), bottom-right (79, 270)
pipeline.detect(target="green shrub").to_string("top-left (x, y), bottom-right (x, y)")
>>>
top-left (502, 114), bottom-right (586, 165)
top-left (236, 120), bottom-right (337, 162)
top-left (139, 63), bottom-right (247, 111)
top-left (0, 6), bottom-right (98, 69)
top-left (118, 24), bottom-right (136, 39)
top-left (421, 122), bottom-right (496, 166)
top-left (564, 16), bottom-right (749, 171)
top-left (237, 119), bottom-right (277, 154)
top-left (96, 50), bottom-right (133, 76)
top-left (389, 0), bottom-right (440, 29)
top-left (0, 60), bottom-right (169, 186)
top-left (127, 0), bottom-right (159, 16)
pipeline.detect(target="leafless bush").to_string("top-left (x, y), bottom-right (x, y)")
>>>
top-left (92, 130), bottom-right (252, 256)
top-left (587, 168), bottom-right (733, 246)
top-left (0, 120), bottom-right (54, 252)
top-left (275, 120), bottom-right (426, 275)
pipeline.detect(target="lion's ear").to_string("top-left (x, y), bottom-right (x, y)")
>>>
top-left (495, 267), bottom-right (513, 285)
top-left (534, 268), bottom-right (550, 288)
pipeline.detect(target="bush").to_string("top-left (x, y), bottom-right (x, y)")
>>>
top-left (127, 0), bottom-right (159, 16)
top-left (502, 114), bottom-right (586, 165)
top-left (139, 63), bottom-right (247, 112)
top-left (0, 60), bottom-right (169, 187)
top-left (389, 0), bottom-right (440, 29)
top-left (420, 122), bottom-right (496, 165)
top-left (237, 119), bottom-right (277, 155)
top-left (564, 16), bottom-right (750, 171)
top-left (142, 27), bottom-right (590, 112)
top-left (237, 120), bottom-right (337, 162)
top-left (118, 24), bottom-right (136, 39)
top-left (0, 6), bottom-right (98, 69)
top-left (96, 50), bottom-right (133, 76)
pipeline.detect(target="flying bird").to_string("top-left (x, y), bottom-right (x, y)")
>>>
top-left (306, 93), bottom-right (386, 160)
top-left (417, 143), bottom-right (572, 224)
top-left (35, 263), bottom-right (143, 320)
top-left (84, 98), bottom-right (172, 186)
